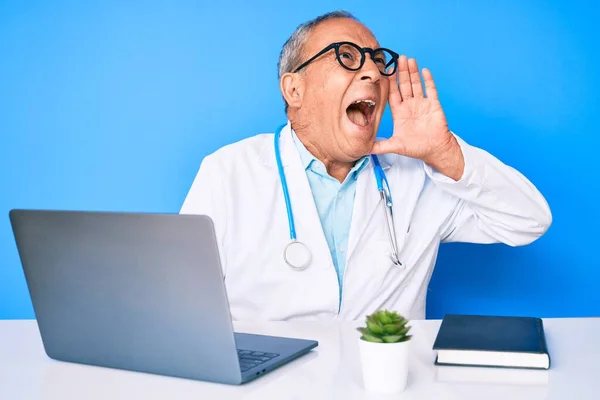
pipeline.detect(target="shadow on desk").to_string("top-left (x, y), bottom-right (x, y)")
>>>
top-left (37, 350), bottom-right (320, 400)
top-left (434, 365), bottom-right (549, 386)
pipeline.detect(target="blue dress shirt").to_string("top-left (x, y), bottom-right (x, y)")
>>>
top-left (291, 130), bottom-right (370, 311)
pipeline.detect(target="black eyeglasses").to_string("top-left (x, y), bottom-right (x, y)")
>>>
top-left (293, 41), bottom-right (399, 76)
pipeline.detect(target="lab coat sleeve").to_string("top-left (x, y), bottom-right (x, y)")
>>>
top-left (179, 154), bottom-right (229, 272)
top-left (424, 134), bottom-right (552, 246)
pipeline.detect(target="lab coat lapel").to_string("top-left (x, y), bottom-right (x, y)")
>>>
top-left (346, 157), bottom-right (390, 261)
top-left (270, 123), bottom-right (332, 270)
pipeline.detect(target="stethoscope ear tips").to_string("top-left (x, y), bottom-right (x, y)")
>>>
top-left (390, 255), bottom-right (403, 267)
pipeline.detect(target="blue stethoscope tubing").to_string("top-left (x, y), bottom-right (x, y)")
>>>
top-left (274, 123), bottom-right (402, 270)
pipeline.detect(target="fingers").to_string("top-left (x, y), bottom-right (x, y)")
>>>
top-left (397, 55), bottom-right (412, 101)
top-left (422, 68), bottom-right (438, 100)
top-left (408, 58), bottom-right (423, 98)
top-left (387, 70), bottom-right (402, 107)
top-left (397, 55), bottom-right (429, 100)
top-left (393, 55), bottom-right (438, 105)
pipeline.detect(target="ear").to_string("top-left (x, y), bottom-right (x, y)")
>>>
top-left (280, 72), bottom-right (304, 109)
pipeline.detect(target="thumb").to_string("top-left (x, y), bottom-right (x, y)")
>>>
top-left (371, 138), bottom-right (397, 155)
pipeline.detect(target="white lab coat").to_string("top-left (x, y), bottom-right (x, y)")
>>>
top-left (180, 121), bottom-right (551, 321)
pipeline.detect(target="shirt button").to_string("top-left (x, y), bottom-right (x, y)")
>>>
top-left (337, 193), bottom-right (342, 199)
top-left (338, 247), bottom-right (345, 253)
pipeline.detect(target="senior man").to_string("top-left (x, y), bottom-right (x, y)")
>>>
top-left (180, 11), bottom-right (552, 321)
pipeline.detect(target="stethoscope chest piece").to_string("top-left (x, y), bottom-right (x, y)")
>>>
top-left (283, 240), bottom-right (311, 270)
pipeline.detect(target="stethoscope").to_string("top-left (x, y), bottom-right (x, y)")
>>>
top-left (274, 123), bottom-right (402, 270)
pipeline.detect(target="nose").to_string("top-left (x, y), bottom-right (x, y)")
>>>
top-left (359, 56), bottom-right (381, 82)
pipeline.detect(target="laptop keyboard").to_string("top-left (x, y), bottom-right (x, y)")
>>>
top-left (237, 349), bottom-right (280, 372)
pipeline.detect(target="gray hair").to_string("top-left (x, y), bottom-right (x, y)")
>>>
top-left (277, 10), bottom-right (359, 110)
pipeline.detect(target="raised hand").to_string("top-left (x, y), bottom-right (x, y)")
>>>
top-left (371, 56), bottom-right (464, 180)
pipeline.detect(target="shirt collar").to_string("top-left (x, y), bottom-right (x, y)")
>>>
top-left (291, 129), bottom-right (370, 181)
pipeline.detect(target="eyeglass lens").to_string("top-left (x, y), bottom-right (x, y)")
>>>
top-left (336, 43), bottom-right (396, 75)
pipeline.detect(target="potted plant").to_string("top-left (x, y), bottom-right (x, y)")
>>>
top-left (357, 309), bottom-right (412, 394)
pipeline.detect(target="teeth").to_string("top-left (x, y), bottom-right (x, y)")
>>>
top-left (352, 99), bottom-right (376, 107)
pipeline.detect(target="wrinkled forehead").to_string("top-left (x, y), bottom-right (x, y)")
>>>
top-left (303, 18), bottom-right (380, 56)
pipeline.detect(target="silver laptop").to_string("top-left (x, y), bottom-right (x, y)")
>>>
top-left (8, 209), bottom-right (318, 385)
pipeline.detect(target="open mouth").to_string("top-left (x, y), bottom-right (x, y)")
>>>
top-left (346, 99), bottom-right (376, 127)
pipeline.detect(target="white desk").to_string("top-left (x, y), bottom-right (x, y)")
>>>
top-left (1, 318), bottom-right (598, 399)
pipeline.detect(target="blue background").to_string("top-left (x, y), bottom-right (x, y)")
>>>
top-left (1, 1), bottom-right (598, 319)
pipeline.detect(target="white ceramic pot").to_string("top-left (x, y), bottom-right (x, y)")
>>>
top-left (358, 337), bottom-right (410, 394)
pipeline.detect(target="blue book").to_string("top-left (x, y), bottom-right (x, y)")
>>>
top-left (432, 314), bottom-right (550, 370)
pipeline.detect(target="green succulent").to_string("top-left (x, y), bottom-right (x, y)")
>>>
top-left (357, 309), bottom-right (412, 343)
